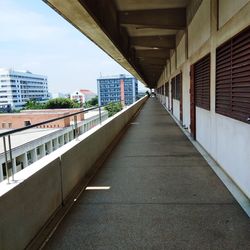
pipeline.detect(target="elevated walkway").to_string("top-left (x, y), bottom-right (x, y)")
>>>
top-left (44, 98), bottom-right (250, 249)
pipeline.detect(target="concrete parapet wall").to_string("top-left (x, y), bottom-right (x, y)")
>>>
top-left (0, 158), bottom-right (62, 250)
top-left (0, 96), bottom-right (147, 250)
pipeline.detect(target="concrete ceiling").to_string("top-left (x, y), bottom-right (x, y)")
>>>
top-left (44, 0), bottom-right (190, 88)
top-left (115, 0), bottom-right (189, 10)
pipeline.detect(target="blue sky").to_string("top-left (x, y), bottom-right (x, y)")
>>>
top-left (0, 0), bottom-right (147, 94)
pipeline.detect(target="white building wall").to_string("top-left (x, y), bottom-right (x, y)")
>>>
top-left (188, 0), bottom-right (210, 56)
top-left (182, 64), bottom-right (190, 130)
top-left (165, 96), bottom-right (169, 110)
top-left (0, 68), bottom-right (48, 110)
top-left (173, 100), bottom-right (180, 121)
top-left (215, 115), bottom-right (250, 198)
top-left (218, 0), bottom-right (249, 28)
top-left (156, 0), bottom-right (250, 199)
top-left (196, 107), bottom-right (212, 154)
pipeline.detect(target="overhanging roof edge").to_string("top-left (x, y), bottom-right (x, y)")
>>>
top-left (43, 0), bottom-right (147, 86)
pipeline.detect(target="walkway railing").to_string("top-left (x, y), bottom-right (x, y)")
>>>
top-left (0, 101), bottom-right (123, 183)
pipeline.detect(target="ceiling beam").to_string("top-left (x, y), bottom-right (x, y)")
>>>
top-left (119, 9), bottom-right (186, 30)
top-left (131, 35), bottom-right (175, 49)
top-left (76, 0), bottom-right (148, 84)
top-left (139, 63), bottom-right (165, 68)
top-left (136, 49), bottom-right (171, 59)
top-left (137, 57), bottom-right (167, 65)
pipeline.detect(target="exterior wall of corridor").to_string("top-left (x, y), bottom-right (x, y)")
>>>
top-left (156, 0), bottom-right (250, 198)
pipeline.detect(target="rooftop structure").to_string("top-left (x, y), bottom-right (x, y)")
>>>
top-left (0, 108), bottom-right (84, 129)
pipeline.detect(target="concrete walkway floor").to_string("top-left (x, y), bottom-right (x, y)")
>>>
top-left (45, 98), bottom-right (250, 250)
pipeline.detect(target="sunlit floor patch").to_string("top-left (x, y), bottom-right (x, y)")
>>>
top-left (85, 186), bottom-right (111, 190)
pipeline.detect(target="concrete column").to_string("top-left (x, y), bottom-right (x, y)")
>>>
top-left (47, 141), bottom-right (53, 154)
top-left (64, 134), bottom-right (67, 144)
top-left (54, 138), bottom-right (59, 149)
top-left (40, 144), bottom-right (46, 157)
top-left (58, 136), bottom-right (62, 147)
top-left (69, 131), bottom-right (74, 140)
top-left (20, 153), bottom-right (28, 168)
top-left (12, 157), bottom-right (17, 174)
top-left (65, 133), bottom-right (69, 143)
top-left (0, 163), bottom-right (3, 182)
top-left (61, 136), bottom-right (65, 145)
top-left (79, 125), bottom-right (84, 135)
top-left (31, 149), bottom-right (37, 163)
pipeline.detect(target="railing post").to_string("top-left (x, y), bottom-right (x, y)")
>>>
top-left (74, 115), bottom-right (78, 138)
top-left (8, 135), bottom-right (14, 181)
top-left (99, 106), bottom-right (102, 125)
top-left (3, 136), bottom-right (10, 184)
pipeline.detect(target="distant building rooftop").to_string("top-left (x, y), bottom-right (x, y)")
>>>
top-left (0, 109), bottom-right (105, 154)
top-left (79, 89), bottom-right (96, 95)
top-left (97, 74), bottom-right (135, 80)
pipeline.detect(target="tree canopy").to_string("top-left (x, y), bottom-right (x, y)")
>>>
top-left (84, 96), bottom-right (98, 108)
top-left (104, 102), bottom-right (123, 117)
top-left (24, 98), bottom-right (81, 110)
top-left (24, 99), bottom-right (44, 110)
top-left (44, 98), bottom-right (81, 109)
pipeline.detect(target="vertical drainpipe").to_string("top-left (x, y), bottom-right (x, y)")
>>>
top-left (120, 79), bottom-right (125, 107)
top-left (0, 162), bottom-right (4, 182)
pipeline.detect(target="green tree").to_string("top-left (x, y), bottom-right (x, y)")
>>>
top-left (24, 99), bottom-right (44, 110)
top-left (44, 98), bottom-right (81, 109)
top-left (84, 96), bottom-right (98, 108)
top-left (104, 102), bottom-right (123, 117)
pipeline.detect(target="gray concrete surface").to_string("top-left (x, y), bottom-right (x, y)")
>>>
top-left (0, 158), bottom-right (62, 250)
top-left (60, 96), bottom-right (147, 200)
top-left (45, 98), bottom-right (250, 250)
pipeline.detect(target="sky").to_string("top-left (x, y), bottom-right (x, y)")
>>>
top-left (0, 0), bottom-right (147, 94)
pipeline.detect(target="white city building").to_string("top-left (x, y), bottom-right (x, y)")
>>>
top-left (0, 68), bottom-right (49, 110)
top-left (71, 89), bottom-right (96, 104)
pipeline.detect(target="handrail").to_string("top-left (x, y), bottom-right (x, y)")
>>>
top-left (0, 101), bottom-right (122, 138)
top-left (0, 98), bottom-right (142, 183)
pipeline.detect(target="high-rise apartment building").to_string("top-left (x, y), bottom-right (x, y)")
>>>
top-left (97, 74), bottom-right (138, 106)
top-left (0, 68), bottom-right (49, 110)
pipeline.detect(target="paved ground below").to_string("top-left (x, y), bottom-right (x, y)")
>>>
top-left (44, 98), bottom-right (250, 250)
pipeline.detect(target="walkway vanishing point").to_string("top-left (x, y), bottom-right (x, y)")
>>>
top-left (44, 98), bottom-right (250, 250)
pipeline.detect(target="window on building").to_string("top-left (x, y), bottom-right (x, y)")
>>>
top-left (216, 26), bottom-right (250, 123)
top-left (165, 82), bottom-right (169, 97)
top-left (175, 74), bottom-right (181, 101)
top-left (8, 123), bottom-right (12, 128)
top-left (171, 74), bottom-right (181, 101)
top-left (24, 121), bottom-right (31, 126)
top-left (2, 122), bottom-right (6, 128)
top-left (194, 54), bottom-right (211, 110)
top-left (171, 78), bottom-right (176, 98)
